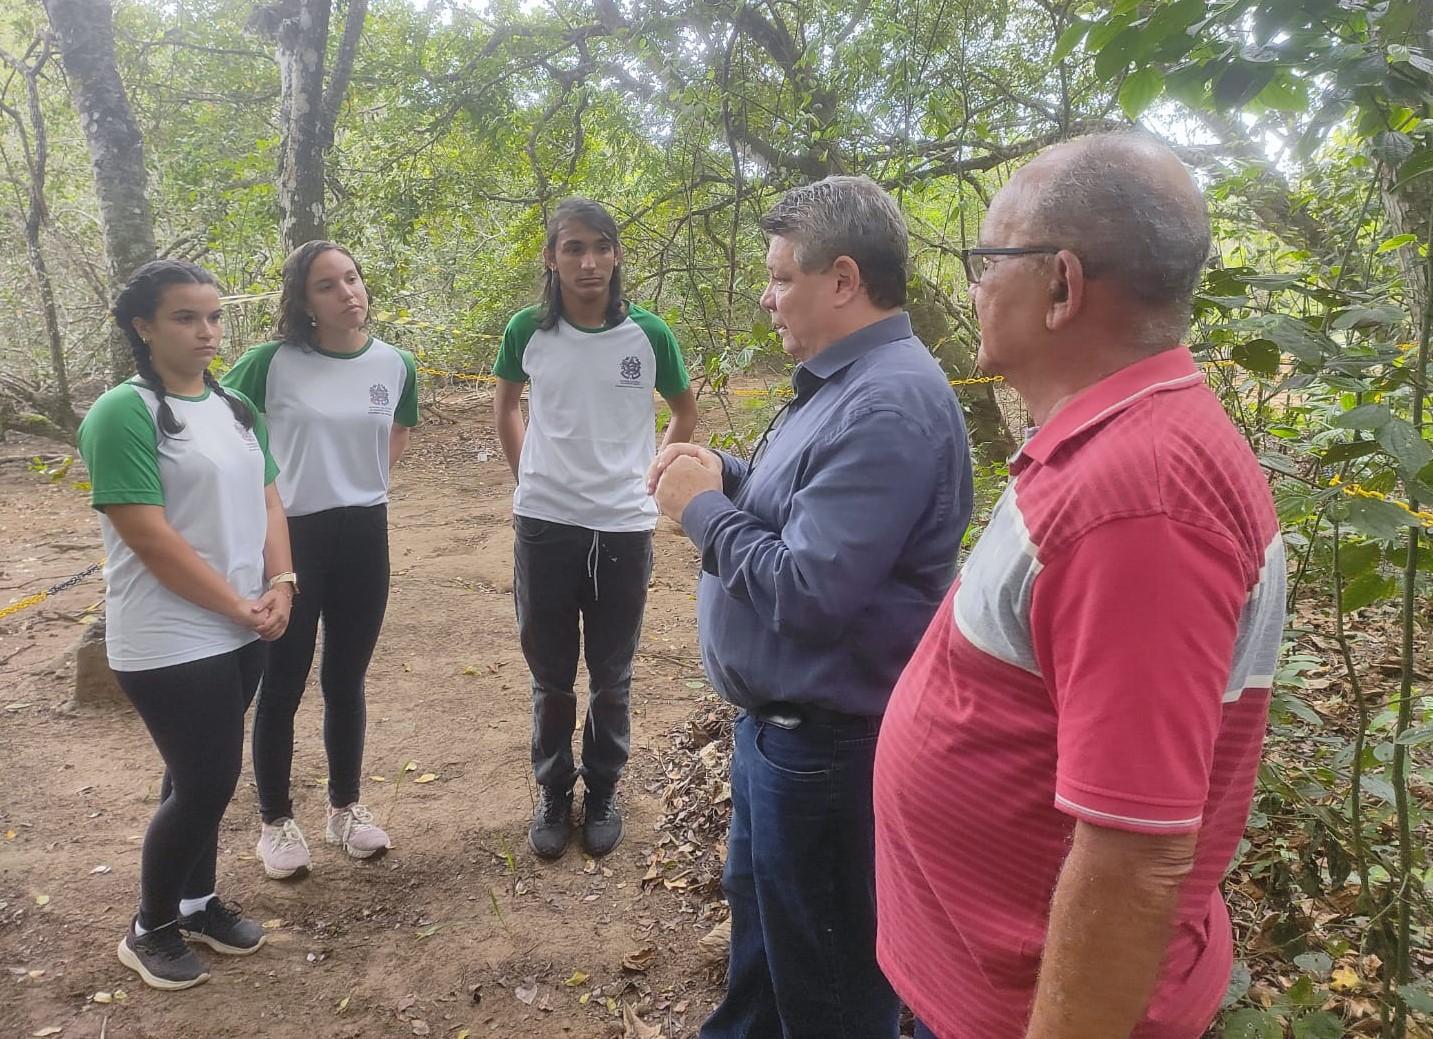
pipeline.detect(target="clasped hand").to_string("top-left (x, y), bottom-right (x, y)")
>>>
top-left (647, 444), bottom-right (724, 524)
top-left (229, 586), bottom-right (293, 641)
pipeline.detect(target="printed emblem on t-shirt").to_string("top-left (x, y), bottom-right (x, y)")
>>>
top-left (236, 421), bottom-right (262, 452)
top-left (368, 383), bottom-right (393, 415)
top-left (618, 355), bottom-right (642, 386)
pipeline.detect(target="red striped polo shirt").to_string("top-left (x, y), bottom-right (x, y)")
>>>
top-left (874, 347), bottom-right (1284, 1039)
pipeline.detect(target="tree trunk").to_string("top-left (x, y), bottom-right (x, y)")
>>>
top-left (908, 275), bottom-right (1017, 463)
top-left (276, 0), bottom-right (331, 250)
top-left (1, 40), bottom-right (76, 431)
top-left (42, 0), bottom-right (156, 383)
top-left (257, 0), bottom-right (367, 252)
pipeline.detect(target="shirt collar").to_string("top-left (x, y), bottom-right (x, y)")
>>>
top-left (1015, 346), bottom-right (1204, 470)
top-left (792, 313), bottom-right (914, 396)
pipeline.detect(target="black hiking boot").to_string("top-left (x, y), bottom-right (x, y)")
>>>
top-left (529, 785), bottom-right (573, 860)
top-left (117, 916), bottom-right (210, 990)
top-left (581, 786), bottom-right (624, 857)
top-left (179, 897), bottom-right (266, 955)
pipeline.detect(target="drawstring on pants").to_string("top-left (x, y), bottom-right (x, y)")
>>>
top-left (586, 530), bottom-right (601, 602)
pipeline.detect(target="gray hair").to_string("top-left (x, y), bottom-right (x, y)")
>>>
top-left (1024, 131), bottom-right (1210, 340)
top-left (760, 175), bottom-right (909, 309)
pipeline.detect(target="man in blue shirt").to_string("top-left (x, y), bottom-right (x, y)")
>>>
top-left (649, 175), bottom-right (973, 1039)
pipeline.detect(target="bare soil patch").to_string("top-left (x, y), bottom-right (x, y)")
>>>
top-left (1, 388), bottom-right (728, 1039)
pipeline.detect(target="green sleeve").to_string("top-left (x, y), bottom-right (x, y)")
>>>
top-left (395, 349), bottom-right (420, 427)
top-left (76, 383), bottom-right (164, 510)
top-left (492, 307), bottom-right (540, 383)
top-left (630, 306), bottom-right (691, 398)
top-left (220, 340), bottom-right (281, 413)
top-left (225, 388), bottom-right (280, 486)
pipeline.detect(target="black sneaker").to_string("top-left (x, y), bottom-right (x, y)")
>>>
top-left (528, 785), bottom-right (573, 860)
top-left (178, 897), bottom-right (266, 955)
top-left (581, 786), bottom-right (624, 857)
top-left (117, 917), bottom-right (210, 990)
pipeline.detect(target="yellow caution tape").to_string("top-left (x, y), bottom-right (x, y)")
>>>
top-left (416, 366), bottom-right (497, 383)
top-left (1329, 475), bottom-right (1433, 527)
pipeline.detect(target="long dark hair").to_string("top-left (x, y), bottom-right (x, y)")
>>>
top-left (112, 259), bottom-right (254, 438)
top-left (275, 239), bottom-right (367, 348)
top-left (538, 198), bottom-right (626, 331)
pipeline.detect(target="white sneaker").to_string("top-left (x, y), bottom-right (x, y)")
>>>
top-left (325, 803), bottom-right (391, 859)
top-left (256, 818), bottom-right (311, 879)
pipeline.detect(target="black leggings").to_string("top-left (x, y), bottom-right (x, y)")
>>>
top-left (116, 639), bottom-right (265, 930)
top-left (252, 504), bottom-right (390, 824)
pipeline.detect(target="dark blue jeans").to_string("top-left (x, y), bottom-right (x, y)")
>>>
top-left (700, 711), bottom-right (898, 1039)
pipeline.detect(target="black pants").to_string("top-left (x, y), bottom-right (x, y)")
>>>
top-left (252, 504), bottom-right (390, 824)
top-left (513, 516), bottom-right (652, 794)
top-left (116, 640), bottom-right (266, 930)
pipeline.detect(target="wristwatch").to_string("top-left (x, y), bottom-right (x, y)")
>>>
top-left (268, 571), bottom-right (300, 595)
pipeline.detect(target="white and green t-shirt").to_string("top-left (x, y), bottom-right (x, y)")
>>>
top-left (221, 336), bottom-right (419, 518)
top-left (492, 304), bottom-right (690, 532)
top-left (76, 379), bottom-right (279, 671)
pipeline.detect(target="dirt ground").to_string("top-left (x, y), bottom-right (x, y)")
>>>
top-left (0, 386), bottom-right (731, 1039)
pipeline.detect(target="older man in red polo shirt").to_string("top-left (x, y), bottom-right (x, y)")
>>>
top-left (874, 131), bottom-right (1285, 1039)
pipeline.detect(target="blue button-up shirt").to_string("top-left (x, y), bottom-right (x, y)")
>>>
top-left (681, 313), bottom-right (973, 717)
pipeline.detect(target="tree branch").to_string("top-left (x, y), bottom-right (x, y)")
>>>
top-left (320, 0), bottom-right (368, 149)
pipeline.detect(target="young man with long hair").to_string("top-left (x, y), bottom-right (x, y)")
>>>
top-left (493, 198), bottom-right (697, 860)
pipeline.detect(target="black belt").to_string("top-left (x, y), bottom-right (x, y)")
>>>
top-left (751, 701), bottom-right (881, 733)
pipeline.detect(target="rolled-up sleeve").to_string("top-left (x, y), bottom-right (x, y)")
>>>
top-left (682, 407), bottom-right (937, 644)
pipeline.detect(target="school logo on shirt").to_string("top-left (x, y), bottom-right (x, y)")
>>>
top-left (236, 421), bottom-right (261, 452)
top-left (618, 356), bottom-right (643, 385)
top-left (368, 382), bottom-right (394, 416)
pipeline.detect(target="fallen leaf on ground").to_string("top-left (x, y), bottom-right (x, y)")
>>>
top-left (456, 1031), bottom-right (471, 1039)
top-left (89, 865), bottom-right (111, 875)
top-left (515, 977), bottom-right (539, 1005)
top-left (262, 918), bottom-right (284, 930)
top-left (564, 970), bottom-right (590, 986)
top-left (414, 773), bottom-right (438, 784)
top-left (402, 761), bottom-right (417, 773)
top-left (410, 1020), bottom-right (430, 1036)
top-left (32, 1029), bottom-right (62, 1037)
top-left (92, 992), bottom-right (112, 1004)
top-left (336, 995), bottom-right (350, 1013)
top-left (34, 894), bottom-right (49, 906)
top-left (397, 993), bottom-right (417, 1012)
top-left (370, 775), bottom-right (387, 782)
top-left (622, 946), bottom-right (658, 972)
top-left (1331, 966), bottom-right (1361, 992)
top-left (622, 1003), bottom-right (664, 1038)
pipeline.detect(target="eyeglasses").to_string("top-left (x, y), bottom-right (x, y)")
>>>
top-left (959, 246), bottom-right (1062, 285)
top-left (749, 397), bottom-right (795, 470)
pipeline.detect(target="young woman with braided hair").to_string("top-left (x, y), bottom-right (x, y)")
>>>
top-left (223, 241), bottom-right (418, 878)
top-left (76, 259), bottom-right (295, 990)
